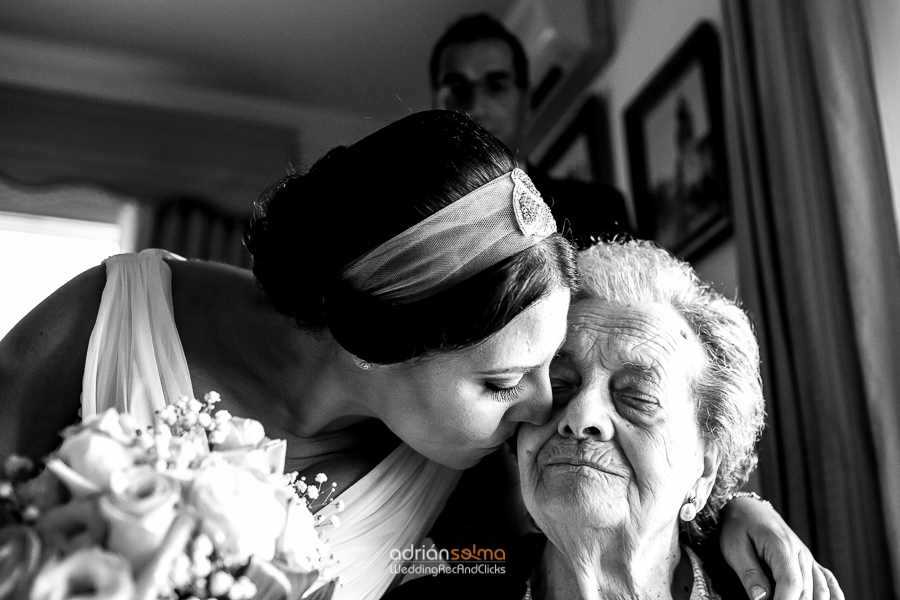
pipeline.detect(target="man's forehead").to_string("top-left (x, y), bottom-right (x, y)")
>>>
top-left (438, 39), bottom-right (516, 78)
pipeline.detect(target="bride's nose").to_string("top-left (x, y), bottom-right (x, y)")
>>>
top-left (505, 376), bottom-right (553, 425)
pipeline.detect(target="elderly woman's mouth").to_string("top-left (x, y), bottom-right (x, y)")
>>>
top-left (540, 454), bottom-right (630, 479)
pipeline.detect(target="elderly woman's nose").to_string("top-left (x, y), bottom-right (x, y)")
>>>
top-left (557, 386), bottom-right (615, 440)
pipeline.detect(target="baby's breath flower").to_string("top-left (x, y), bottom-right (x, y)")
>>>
top-left (295, 481), bottom-right (308, 494)
top-left (209, 570), bottom-right (235, 597)
top-left (208, 429), bottom-right (228, 445)
top-left (170, 553), bottom-right (192, 588)
top-left (198, 412), bottom-right (212, 429)
top-left (214, 410), bottom-right (232, 423)
top-left (191, 556), bottom-right (213, 578)
top-left (22, 505), bottom-right (40, 522)
top-left (181, 412), bottom-right (199, 428)
top-left (0, 481), bottom-right (13, 499)
top-left (330, 515), bottom-right (342, 528)
top-left (228, 577), bottom-right (258, 600)
top-left (204, 391), bottom-right (221, 404)
top-left (334, 500), bottom-right (345, 513)
top-left (159, 405), bottom-right (178, 427)
top-left (4, 455), bottom-right (34, 479)
top-left (187, 399), bottom-right (203, 413)
top-left (136, 431), bottom-right (155, 451)
top-left (176, 398), bottom-right (188, 410)
top-left (307, 486), bottom-right (319, 500)
top-left (315, 473), bottom-right (328, 484)
top-left (192, 533), bottom-right (214, 559)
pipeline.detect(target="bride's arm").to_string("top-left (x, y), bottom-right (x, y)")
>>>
top-left (717, 497), bottom-right (844, 600)
top-left (0, 265), bottom-right (106, 460)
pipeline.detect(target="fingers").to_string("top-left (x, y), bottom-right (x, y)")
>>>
top-left (809, 558), bottom-right (828, 600)
top-left (767, 543), bottom-right (803, 600)
top-left (820, 565), bottom-right (844, 600)
top-left (725, 535), bottom-right (773, 600)
top-left (798, 549), bottom-right (814, 600)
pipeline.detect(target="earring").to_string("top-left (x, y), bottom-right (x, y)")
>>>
top-left (357, 360), bottom-right (372, 371)
top-left (680, 497), bottom-right (698, 522)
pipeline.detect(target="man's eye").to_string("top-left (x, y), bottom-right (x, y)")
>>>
top-left (485, 77), bottom-right (513, 94)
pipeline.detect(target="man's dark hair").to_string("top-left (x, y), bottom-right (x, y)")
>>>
top-left (429, 13), bottom-right (530, 92)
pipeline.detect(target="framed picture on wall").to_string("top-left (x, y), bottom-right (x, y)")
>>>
top-left (537, 95), bottom-right (614, 187)
top-left (624, 21), bottom-right (731, 260)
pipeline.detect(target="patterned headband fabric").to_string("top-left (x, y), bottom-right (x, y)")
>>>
top-left (341, 168), bottom-right (557, 303)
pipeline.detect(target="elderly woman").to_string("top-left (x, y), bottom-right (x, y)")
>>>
top-left (517, 239), bottom-right (805, 600)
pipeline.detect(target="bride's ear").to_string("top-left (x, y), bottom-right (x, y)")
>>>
top-left (692, 442), bottom-right (721, 510)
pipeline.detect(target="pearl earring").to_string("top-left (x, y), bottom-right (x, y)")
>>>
top-left (357, 360), bottom-right (372, 371)
top-left (680, 497), bottom-right (698, 522)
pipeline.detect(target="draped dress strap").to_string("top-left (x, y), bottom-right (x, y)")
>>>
top-left (81, 249), bottom-right (193, 428)
top-left (314, 443), bottom-right (462, 600)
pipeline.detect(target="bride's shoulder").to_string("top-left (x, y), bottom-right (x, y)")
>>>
top-left (0, 264), bottom-right (107, 458)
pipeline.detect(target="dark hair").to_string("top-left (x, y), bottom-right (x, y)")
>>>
top-left (429, 13), bottom-right (530, 92)
top-left (244, 110), bottom-right (577, 364)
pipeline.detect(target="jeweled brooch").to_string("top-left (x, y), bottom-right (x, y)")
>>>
top-left (511, 168), bottom-right (557, 237)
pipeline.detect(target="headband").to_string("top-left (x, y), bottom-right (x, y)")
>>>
top-left (341, 168), bottom-right (556, 303)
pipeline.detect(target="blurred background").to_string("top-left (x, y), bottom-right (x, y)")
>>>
top-left (1, 0), bottom-right (899, 597)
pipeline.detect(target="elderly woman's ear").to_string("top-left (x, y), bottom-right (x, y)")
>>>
top-left (686, 442), bottom-right (721, 521)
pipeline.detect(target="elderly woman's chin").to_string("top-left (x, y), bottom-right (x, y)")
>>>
top-left (525, 438), bottom-right (632, 528)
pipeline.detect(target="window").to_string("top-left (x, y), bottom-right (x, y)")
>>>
top-left (0, 212), bottom-right (122, 340)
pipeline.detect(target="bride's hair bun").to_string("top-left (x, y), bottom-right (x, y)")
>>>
top-left (243, 146), bottom-right (352, 326)
top-left (244, 110), bottom-right (578, 363)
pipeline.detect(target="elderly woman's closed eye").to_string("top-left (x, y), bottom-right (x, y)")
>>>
top-left (518, 239), bottom-right (765, 600)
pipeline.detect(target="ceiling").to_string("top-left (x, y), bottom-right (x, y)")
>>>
top-left (0, 0), bottom-right (517, 122)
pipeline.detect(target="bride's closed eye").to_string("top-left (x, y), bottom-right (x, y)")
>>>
top-left (486, 379), bottom-right (525, 403)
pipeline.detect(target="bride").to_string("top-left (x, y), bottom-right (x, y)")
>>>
top-left (0, 110), bottom-right (832, 599)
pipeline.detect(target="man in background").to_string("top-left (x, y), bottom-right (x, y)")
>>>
top-left (429, 13), bottom-right (631, 248)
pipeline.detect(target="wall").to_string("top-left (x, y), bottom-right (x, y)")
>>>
top-left (601, 0), bottom-right (737, 299)
top-left (529, 0), bottom-right (738, 298)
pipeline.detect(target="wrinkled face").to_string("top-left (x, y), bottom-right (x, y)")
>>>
top-left (518, 299), bottom-right (713, 536)
top-left (380, 288), bottom-right (569, 469)
top-left (433, 39), bottom-right (529, 152)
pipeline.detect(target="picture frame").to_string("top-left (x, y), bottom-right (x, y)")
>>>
top-left (624, 22), bottom-right (731, 261)
top-left (536, 95), bottom-right (614, 187)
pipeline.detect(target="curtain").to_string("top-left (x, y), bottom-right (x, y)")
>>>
top-left (720, 0), bottom-right (900, 597)
top-left (142, 196), bottom-right (251, 268)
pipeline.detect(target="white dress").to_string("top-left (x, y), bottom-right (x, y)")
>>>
top-left (81, 249), bottom-right (462, 600)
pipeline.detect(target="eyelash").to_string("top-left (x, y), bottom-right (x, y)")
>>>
top-left (487, 381), bottom-right (525, 403)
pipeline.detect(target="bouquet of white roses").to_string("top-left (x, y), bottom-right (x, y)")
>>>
top-left (0, 392), bottom-right (341, 600)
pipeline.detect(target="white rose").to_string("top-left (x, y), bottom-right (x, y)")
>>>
top-left (30, 547), bottom-right (134, 600)
top-left (98, 466), bottom-right (181, 576)
top-left (50, 409), bottom-right (143, 496)
top-left (218, 439), bottom-right (287, 480)
top-left (188, 462), bottom-right (287, 561)
top-left (214, 417), bottom-right (266, 450)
